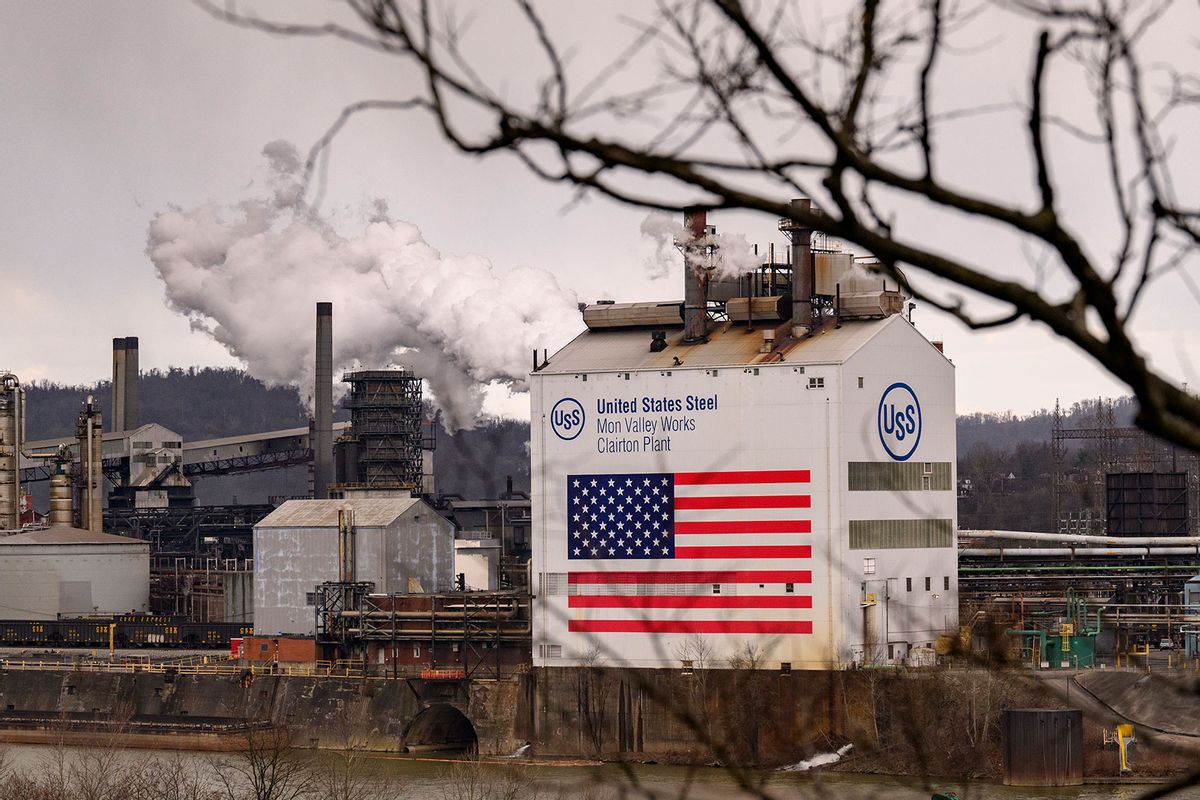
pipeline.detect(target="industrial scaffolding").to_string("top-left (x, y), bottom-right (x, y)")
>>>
top-left (314, 584), bottom-right (531, 679)
top-left (1051, 399), bottom-right (1198, 535)
top-left (340, 370), bottom-right (426, 490)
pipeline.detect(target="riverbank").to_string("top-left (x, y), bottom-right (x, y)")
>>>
top-left (0, 742), bottom-right (1178, 800)
top-left (0, 661), bottom-right (1196, 783)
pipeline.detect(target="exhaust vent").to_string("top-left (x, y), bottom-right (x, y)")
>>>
top-left (582, 302), bottom-right (684, 330)
top-left (726, 295), bottom-right (791, 324)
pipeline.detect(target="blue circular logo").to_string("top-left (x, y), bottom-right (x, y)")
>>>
top-left (877, 382), bottom-right (922, 461)
top-left (550, 397), bottom-right (586, 441)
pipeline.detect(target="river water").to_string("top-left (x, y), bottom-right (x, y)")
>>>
top-left (0, 743), bottom-right (1183, 800)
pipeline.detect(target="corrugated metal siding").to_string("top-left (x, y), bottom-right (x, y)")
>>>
top-left (848, 462), bottom-right (952, 491)
top-left (1002, 709), bottom-right (1083, 786)
top-left (848, 519), bottom-right (954, 549)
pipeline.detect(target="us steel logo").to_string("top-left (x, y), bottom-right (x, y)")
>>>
top-left (877, 382), bottom-right (921, 461)
top-left (550, 397), bottom-right (585, 441)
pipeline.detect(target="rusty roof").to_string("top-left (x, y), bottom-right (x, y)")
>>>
top-left (540, 315), bottom-right (901, 374)
top-left (255, 498), bottom-right (430, 529)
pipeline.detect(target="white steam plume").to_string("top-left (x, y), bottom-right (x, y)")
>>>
top-left (146, 141), bottom-right (582, 431)
top-left (639, 211), bottom-right (761, 281)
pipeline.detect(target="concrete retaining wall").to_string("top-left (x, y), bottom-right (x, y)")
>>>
top-left (0, 669), bottom-right (422, 752)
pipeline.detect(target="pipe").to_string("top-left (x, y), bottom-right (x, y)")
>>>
top-left (123, 336), bottom-right (139, 431)
top-left (961, 547), bottom-right (1200, 557)
top-left (0, 373), bottom-right (20, 530)
top-left (784, 198), bottom-right (814, 337)
top-left (960, 529), bottom-right (1200, 547)
top-left (314, 302), bottom-right (334, 499)
top-left (681, 208), bottom-right (709, 343)
top-left (111, 338), bottom-right (126, 433)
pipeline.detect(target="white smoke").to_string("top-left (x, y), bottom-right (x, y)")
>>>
top-left (146, 141), bottom-right (582, 431)
top-left (639, 212), bottom-right (761, 281)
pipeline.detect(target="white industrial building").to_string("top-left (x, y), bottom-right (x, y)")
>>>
top-left (253, 498), bottom-right (455, 636)
top-left (530, 206), bottom-right (957, 670)
top-left (0, 526), bottom-right (150, 619)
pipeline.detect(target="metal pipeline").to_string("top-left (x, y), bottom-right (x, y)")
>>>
top-left (340, 623), bottom-right (532, 638)
top-left (961, 546), bottom-right (1200, 557)
top-left (960, 529), bottom-right (1200, 548)
top-left (341, 606), bottom-right (519, 620)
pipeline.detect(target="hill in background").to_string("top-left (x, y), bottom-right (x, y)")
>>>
top-left (25, 369), bottom-right (1144, 529)
top-left (24, 368), bottom-right (529, 502)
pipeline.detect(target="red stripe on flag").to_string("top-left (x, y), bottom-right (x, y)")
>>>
top-left (674, 470), bottom-right (811, 485)
top-left (675, 520), bottom-right (811, 534)
top-left (568, 595), bottom-right (813, 609)
top-left (568, 570), bottom-right (812, 585)
top-left (568, 619), bottom-right (813, 634)
top-left (674, 545), bottom-right (812, 559)
top-left (675, 494), bottom-right (810, 510)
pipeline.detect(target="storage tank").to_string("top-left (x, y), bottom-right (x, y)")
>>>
top-left (0, 526), bottom-right (150, 619)
top-left (49, 464), bottom-right (73, 525)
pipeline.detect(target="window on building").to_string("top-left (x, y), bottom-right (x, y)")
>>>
top-left (712, 584), bottom-right (721, 595)
top-left (858, 377), bottom-right (864, 389)
top-left (906, 578), bottom-right (912, 592)
top-left (863, 557), bottom-right (876, 575)
top-left (924, 462), bottom-right (933, 474)
top-left (780, 663), bottom-right (792, 675)
top-left (785, 583), bottom-right (795, 594)
top-left (921, 475), bottom-right (931, 490)
top-left (413, 645), bottom-right (421, 658)
top-left (944, 576), bottom-right (951, 591)
top-left (304, 592), bottom-right (316, 606)
top-left (925, 577), bottom-right (931, 592)
top-left (681, 660), bottom-right (694, 675)
top-left (807, 376), bottom-right (824, 389)
top-left (132, 441), bottom-right (152, 449)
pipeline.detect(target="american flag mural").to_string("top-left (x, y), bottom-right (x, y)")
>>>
top-left (565, 469), bottom-right (813, 635)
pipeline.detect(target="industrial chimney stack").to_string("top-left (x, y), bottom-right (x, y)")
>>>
top-left (681, 208), bottom-right (709, 343)
top-left (781, 198), bottom-right (815, 338)
top-left (111, 337), bottom-right (139, 432)
top-left (314, 302), bottom-right (334, 499)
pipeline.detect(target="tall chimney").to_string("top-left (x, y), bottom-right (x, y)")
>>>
top-left (314, 302), bottom-right (334, 499)
top-left (682, 208), bottom-right (709, 343)
top-left (75, 396), bottom-right (103, 533)
top-left (782, 198), bottom-right (815, 338)
top-left (111, 338), bottom-right (126, 433)
top-left (123, 337), bottom-right (139, 431)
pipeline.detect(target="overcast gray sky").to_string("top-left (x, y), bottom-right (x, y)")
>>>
top-left (2, 1), bottom-right (1197, 422)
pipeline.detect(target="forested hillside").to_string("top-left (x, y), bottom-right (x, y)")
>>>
top-left (25, 369), bottom-right (1138, 524)
top-left (956, 397), bottom-right (1139, 531)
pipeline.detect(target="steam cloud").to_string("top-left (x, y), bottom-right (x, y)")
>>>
top-left (146, 141), bottom-right (582, 430)
top-left (639, 212), bottom-right (760, 280)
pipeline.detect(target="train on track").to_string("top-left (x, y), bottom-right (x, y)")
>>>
top-left (0, 615), bottom-right (249, 649)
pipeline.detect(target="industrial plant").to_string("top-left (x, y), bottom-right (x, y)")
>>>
top-left (0, 202), bottom-right (1198, 774)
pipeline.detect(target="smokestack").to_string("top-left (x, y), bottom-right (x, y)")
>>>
top-left (782, 198), bottom-right (815, 338)
top-left (123, 337), bottom-right (139, 431)
top-left (682, 208), bottom-right (709, 343)
top-left (75, 396), bottom-right (103, 533)
top-left (111, 338), bottom-right (126, 433)
top-left (314, 302), bottom-right (334, 499)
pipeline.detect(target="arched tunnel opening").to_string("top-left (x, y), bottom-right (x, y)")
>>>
top-left (401, 703), bottom-right (478, 753)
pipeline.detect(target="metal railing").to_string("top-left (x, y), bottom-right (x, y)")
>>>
top-left (0, 658), bottom-right (382, 680)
